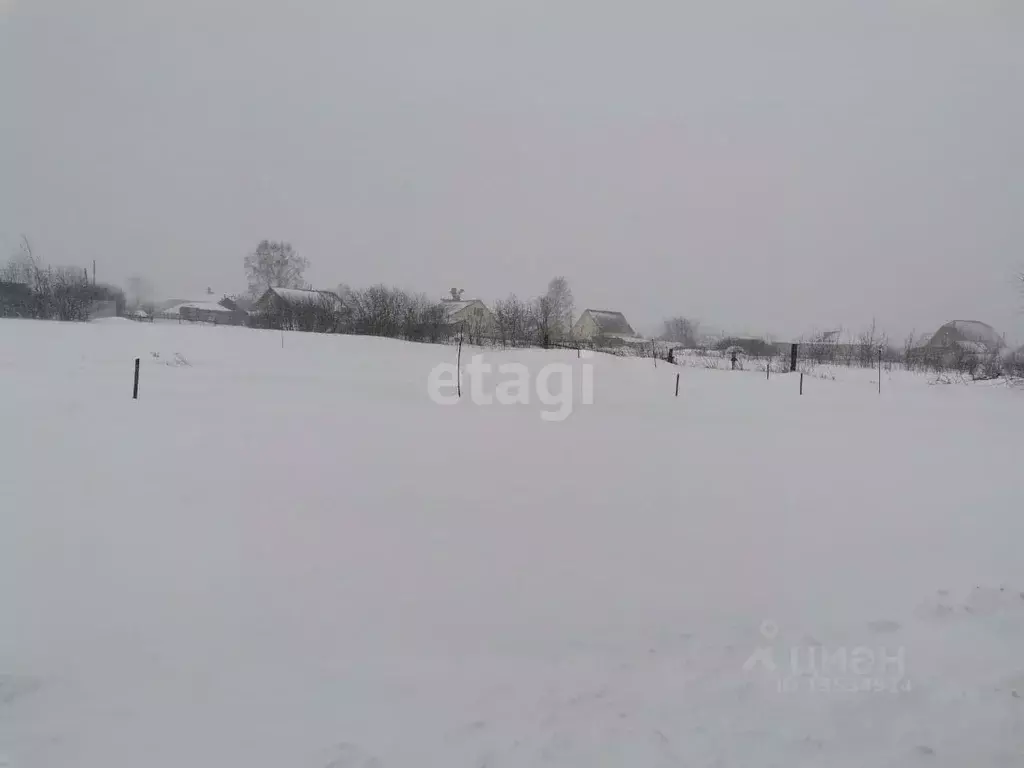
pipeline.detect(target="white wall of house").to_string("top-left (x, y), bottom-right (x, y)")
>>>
top-left (448, 300), bottom-right (495, 329)
top-left (571, 311), bottom-right (600, 339)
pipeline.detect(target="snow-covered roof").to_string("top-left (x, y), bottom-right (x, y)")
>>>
top-left (266, 287), bottom-right (344, 309)
top-left (927, 320), bottom-right (1005, 350)
top-left (583, 309), bottom-right (636, 336)
top-left (222, 296), bottom-right (255, 312)
top-left (162, 301), bottom-right (236, 316)
top-left (442, 299), bottom-right (484, 317)
top-left (950, 320), bottom-right (999, 341)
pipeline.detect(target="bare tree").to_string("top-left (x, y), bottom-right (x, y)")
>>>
top-left (336, 283), bottom-right (356, 306)
top-left (418, 301), bottom-right (450, 343)
top-left (1, 236), bottom-right (40, 287)
top-left (661, 316), bottom-right (700, 347)
top-left (342, 285), bottom-right (450, 342)
top-left (494, 293), bottom-right (530, 348)
top-left (545, 276), bottom-right (574, 339)
top-left (244, 240), bottom-right (309, 298)
top-left (0, 238), bottom-right (125, 321)
top-left (856, 319), bottom-right (879, 368)
top-left (462, 307), bottom-right (492, 345)
top-left (801, 329), bottom-right (838, 365)
top-left (347, 284), bottom-right (408, 337)
top-left (49, 267), bottom-right (94, 321)
top-left (901, 331), bottom-right (914, 368)
top-left (400, 292), bottom-right (447, 342)
top-left (531, 295), bottom-right (556, 348)
top-left (253, 291), bottom-right (345, 333)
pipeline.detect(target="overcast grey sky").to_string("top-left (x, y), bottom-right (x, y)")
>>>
top-left (2, 0), bottom-right (1022, 341)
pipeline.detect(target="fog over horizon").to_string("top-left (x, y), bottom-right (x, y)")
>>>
top-left (2, 0), bottom-right (1022, 343)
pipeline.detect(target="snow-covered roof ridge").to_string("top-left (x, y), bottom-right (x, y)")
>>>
top-left (951, 320), bottom-right (997, 335)
top-left (442, 298), bottom-right (483, 313)
top-left (268, 287), bottom-right (344, 307)
top-left (162, 301), bottom-right (236, 315)
top-left (929, 320), bottom-right (1005, 349)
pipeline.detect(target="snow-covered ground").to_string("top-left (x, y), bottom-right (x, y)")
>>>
top-left (2, 318), bottom-right (1023, 767)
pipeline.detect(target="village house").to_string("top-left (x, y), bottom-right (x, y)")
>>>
top-left (171, 301), bottom-right (248, 325)
top-left (155, 287), bottom-right (249, 325)
top-left (441, 288), bottom-right (495, 339)
top-left (910, 320), bottom-right (1007, 369)
top-left (570, 309), bottom-right (638, 342)
top-left (922, 320), bottom-right (1005, 354)
top-left (251, 286), bottom-right (346, 332)
top-left (253, 287), bottom-right (344, 313)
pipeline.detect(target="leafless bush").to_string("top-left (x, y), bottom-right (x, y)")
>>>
top-left (545, 276), bottom-right (574, 340)
top-left (662, 316), bottom-right (700, 347)
top-left (530, 295), bottom-right (556, 348)
top-left (1, 238), bottom-right (124, 321)
top-left (254, 293), bottom-right (345, 333)
top-left (494, 294), bottom-right (531, 348)
top-left (971, 351), bottom-right (1005, 382)
top-left (343, 285), bottom-right (450, 342)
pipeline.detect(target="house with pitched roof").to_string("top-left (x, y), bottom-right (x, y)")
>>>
top-left (923, 320), bottom-right (1006, 354)
top-left (441, 288), bottom-right (495, 340)
top-left (251, 287), bottom-right (346, 332)
top-left (570, 309), bottom-right (638, 341)
top-left (253, 287), bottom-right (344, 313)
top-left (908, 319), bottom-right (1008, 370)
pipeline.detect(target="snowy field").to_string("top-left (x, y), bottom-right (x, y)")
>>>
top-left (2, 317), bottom-right (1024, 767)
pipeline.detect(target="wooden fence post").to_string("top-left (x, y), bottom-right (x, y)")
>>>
top-left (790, 343), bottom-right (798, 372)
top-left (457, 323), bottom-right (464, 398)
top-left (675, 373), bottom-right (680, 397)
top-left (133, 358), bottom-right (140, 400)
top-left (800, 372), bottom-right (804, 395)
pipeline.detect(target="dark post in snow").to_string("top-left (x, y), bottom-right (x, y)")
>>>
top-left (790, 343), bottom-right (798, 372)
top-left (675, 373), bottom-right (680, 397)
top-left (132, 358), bottom-right (140, 400)
top-left (800, 372), bottom-right (804, 395)
top-left (456, 322), bottom-right (464, 398)
top-left (878, 347), bottom-right (882, 394)
top-left (766, 360), bottom-right (770, 380)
